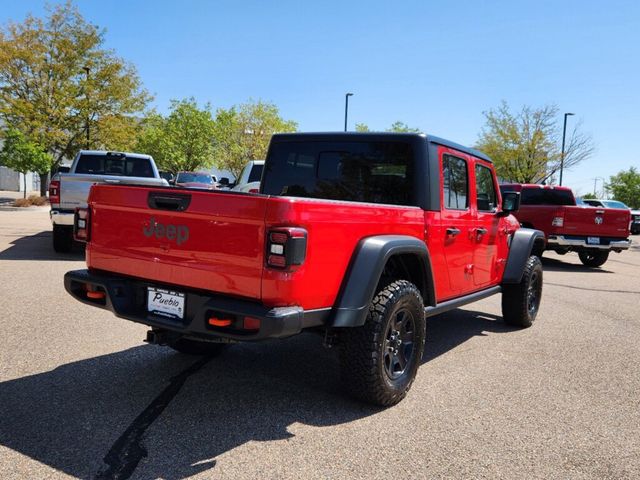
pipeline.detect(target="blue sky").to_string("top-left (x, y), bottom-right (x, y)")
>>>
top-left (2, 0), bottom-right (639, 194)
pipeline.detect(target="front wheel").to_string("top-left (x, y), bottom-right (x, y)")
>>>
top-left (339, 280), bottom-right (426, 407)
top-left (578, 250), bottom-right (609, 268)
top-left (52, 225), bottom-right (74, 253)
top-left (502, 255), bottom-right (543, 328)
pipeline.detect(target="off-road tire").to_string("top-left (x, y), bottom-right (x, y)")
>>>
top-left (52, 225), bottom-right (74, 253)
top-left (168, 338), bottom-right (227, 356)
top-left (339, 280), bottom-right (426, 407)
top-left (578, 250), bottom-right (609, 268)
top-left (502, 255), bottom-right (543, 328)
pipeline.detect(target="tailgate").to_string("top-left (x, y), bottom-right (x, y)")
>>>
top-left (562, 206), bottom-right (630, 237)
top-left (60, 175), bottom-right (166, 210)
top-left (87, 185), bottom-right (268, 300)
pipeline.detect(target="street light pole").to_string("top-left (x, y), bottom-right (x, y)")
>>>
top-left (559, 112), bottom-right (574, 186)
top-left (83, 66), bottom-right (90, 149)
top-left (344, 93), bottom-right (353, 132)
top-left (593, 176), bottom-right (604, 197)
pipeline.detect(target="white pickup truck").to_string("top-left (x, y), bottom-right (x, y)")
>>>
top-left (231, 160), bottom-right (264, 192)
top-left (49, 150), bottom-right (167, 252)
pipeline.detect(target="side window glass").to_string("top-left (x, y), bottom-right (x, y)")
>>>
top-left (443, 154), bottom-right (468, 209)
top-left (475, 164), bottom-right (497, 212)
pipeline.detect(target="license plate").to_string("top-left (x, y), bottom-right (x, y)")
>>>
top-left (587, 237), bottom-right (600, 245)
top-left (147, 287), bottom-right (185, 319)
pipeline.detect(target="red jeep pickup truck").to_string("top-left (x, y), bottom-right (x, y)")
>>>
top-left (499, 184), bottom-right (631, 267)
top-left (65, 133), bottom-right (545, 406)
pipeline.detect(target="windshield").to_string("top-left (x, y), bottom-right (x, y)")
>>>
top-left (602, 200), bottom-right (628, 209)
top-left (262, 140), bottom-right (415, 206)
top-left (75, 154), bottom-right (155, 177)
top-left (176, 173), bottom-right (214, 184)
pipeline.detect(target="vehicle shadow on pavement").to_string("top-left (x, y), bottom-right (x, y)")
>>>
top-left (0, 336), bottom-right (367, 479)
top-left (0, 230), bottom-right (84, 260)
top-left (423, 309), bottom-right (516, 363)
top-left (0, 309), bottom-right (513, 479)
top-left (540, 256), bottom-right (614, 273)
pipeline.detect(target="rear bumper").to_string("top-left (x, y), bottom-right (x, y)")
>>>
top-left (50, 209), bottom-right (75, 226)
top-left (547, 235), bottom-right (631, 250)
top-left (64, 269), bottom-right (329, 341)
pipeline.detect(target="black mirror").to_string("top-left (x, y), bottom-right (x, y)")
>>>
top-left (159, 171), bottom-right (175, 183)
top-left (500, 191), bottom-right (520, 215)
top-left (219, 177), bottom-right (230, 186)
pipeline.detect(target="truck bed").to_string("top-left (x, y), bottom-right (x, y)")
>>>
top-left (86, 184), bottom-right (425, 309)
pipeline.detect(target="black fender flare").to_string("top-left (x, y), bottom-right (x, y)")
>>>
top-left (502, 228), bottom-right (545, 284)
top-left (330, 235), bottom-right (435, 327)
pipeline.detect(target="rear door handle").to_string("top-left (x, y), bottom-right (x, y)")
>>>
top-left (446, 227), bottom-right (461, 237)
top-left (476, 227), bottom-right (488, 235)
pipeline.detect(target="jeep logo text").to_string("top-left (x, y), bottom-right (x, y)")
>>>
top-left (143, 217), bottom-right (189, 245)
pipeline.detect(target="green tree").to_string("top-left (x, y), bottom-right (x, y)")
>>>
top-left (135, 112), bottom-right (167, 167)
top-left (0, 128), bottom-right (52, 198)
top-left (136, 99), bottom-right (217, 172)
top-left (0, 1), bottom-right (151, 194)
top-left (581, 192), bottom-right (597, 200)
top-left (475, 102), bottom-right (594, 183)
top-left (608, 167), bottom-right (640, 209)
top-left (355, 123), bottom-right (370, 132)
top-left (387, 121), bottom-right (421, 133)
top-left (212, 100), bottom-right (297, 180)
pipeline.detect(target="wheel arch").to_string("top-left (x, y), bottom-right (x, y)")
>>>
top-left (330, 235), bottom-right (435, 328)
top-left (502, 228), bottom-right (546, 284)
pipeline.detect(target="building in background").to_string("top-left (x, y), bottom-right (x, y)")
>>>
top-left (0, 166), bottom-right (41, 192)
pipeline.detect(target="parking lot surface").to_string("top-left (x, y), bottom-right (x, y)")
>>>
top-left (1, 206), bottom-right (639, 479)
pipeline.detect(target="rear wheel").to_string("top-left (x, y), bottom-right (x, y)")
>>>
top-left (168, 337), bottom-right (227, 356)
top-left (339, 280), bottom-right (426, 407)
top-left (52, 225), bottom-right (73, 253)
top-left (502, 255), bottom-right (543, 328)
top-left (578, 250), bottom-right (609, 268)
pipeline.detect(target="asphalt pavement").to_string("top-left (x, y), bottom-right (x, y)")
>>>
top-left (0, 206), bottom-right (638, 479)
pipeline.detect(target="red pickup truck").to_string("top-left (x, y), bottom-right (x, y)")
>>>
top-left (65, 133), bottom-right (545, 406)
top-left (499, 184), bottom-right (631, 267)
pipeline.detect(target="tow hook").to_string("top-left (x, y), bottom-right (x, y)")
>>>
top-left (145, 329), bottom-right (169, 345)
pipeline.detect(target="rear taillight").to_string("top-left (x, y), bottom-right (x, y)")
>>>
top-left (552, 216), bottom-right (564, 227)
top-left (266, 227), bottom-right (307, 269)
top-left (49, 180), bottom-right (60, 204)
top-left (74, 207), bottom-right (90, 242)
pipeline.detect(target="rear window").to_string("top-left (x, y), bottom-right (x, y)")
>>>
top-left (74, 154), bottom-right (155, 178)
top-left (248, 164), bottom-right (264, 183)
top-left (516, 187), bottom-right (575, 206)
top-left (261, 141), bottom-right (415, 206)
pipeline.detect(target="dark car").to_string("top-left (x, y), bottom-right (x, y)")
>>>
top-left (174, 172), bottom-right (217, 190)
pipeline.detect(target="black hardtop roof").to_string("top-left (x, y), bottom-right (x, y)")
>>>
top-left (270, 132), bottom-right (492, 163)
